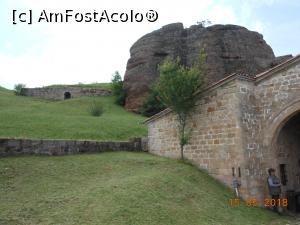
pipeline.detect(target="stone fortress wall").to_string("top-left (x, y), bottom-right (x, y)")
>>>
top-left (146, 57), bottom-right (300, 204)
top-left (238, 58), bottom-right (300, 201)
top-left (21, 87), bottom-right (112, 100)
top-left (0, 137), bottom-right (148, 157)
top-left (147, 76), bottom-right (245, 194)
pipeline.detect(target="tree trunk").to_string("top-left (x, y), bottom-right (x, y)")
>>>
top-left (180, 143), bottom-right (184, 160)
top-left (178, 114), bottom-right (186, 160)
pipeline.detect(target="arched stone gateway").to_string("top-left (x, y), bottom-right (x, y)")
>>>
top-left (265, 101), bottom-right (300, 149)
top-left (145, 55), bottom-right (300, 208)
top-left (64, 92), bottom-right (71, 99)
top-left (262, 101), bottom-right (300, 210)
top-left (274, 112), bottom-right (300, 187)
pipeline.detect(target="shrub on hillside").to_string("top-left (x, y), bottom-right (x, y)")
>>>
top-left (139, 87), bottom-right (166, 117)
top-left (111, 71), bottom-right (126, 106)
top-left (14, 83), bottom-right (26, 96)
top-left (88, 100), bottom-right (104, 117)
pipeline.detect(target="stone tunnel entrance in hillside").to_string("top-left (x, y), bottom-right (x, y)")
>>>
top-left (64, 92), bottom-right (71, 100)
top-left (274, 112), bottom-right (300, 211)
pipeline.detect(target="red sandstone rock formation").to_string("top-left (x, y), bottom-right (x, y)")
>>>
top-left (123, 23), bottom-right (291, 112)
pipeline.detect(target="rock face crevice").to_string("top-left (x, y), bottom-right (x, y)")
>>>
top-left (123, 23), bottom-right (288, 112)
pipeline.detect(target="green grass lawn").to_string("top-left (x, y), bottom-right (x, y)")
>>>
top-left (0, 87), bottom-right (146, 141)
top-left (0, 152), bottom-right (295, 225)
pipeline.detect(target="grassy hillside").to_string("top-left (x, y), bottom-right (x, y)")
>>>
top-left (0, 87), bottom-right (146, 140)
top-left (46, 82), bottom-right (112, 90)
top-left (0, 152), bottom-right (294, 225)
top-left (0, 86), bottom-right (12, 94)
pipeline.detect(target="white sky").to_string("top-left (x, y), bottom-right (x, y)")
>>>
top-left (0, 0), bottom-right (299, 89)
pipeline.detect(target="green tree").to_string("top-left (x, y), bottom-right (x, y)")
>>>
top-left (111, 71), bottom-right (126, 106)
top-left (154, 51), bottom-right (206, 160)
top-left (139, 86), bottom-right (166, 117)
top-left (14, 83), bottom-right (26, 96)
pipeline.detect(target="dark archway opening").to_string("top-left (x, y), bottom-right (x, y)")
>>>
top-left (276, 112), bottom-right (300, 212)
top-left (64, 92), bottom-right (71, 100)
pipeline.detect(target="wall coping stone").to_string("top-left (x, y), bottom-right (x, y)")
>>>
top-left (0, 137), bottom-right (148, 157)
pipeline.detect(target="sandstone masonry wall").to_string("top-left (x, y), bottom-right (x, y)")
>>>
top-left (148, 79), bottom-right (245, 191)
top-left (147, 59), bottom-right (300, 203)
top-left (0, 138), bottom-right (147, 157)
top-left (238, 61), bottom-right (300, 200)
top-left (21, 87), bottom-right (112, 100)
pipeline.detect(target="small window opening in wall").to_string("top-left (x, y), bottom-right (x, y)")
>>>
top-left (64, 92), bottom-right (71, 100)
top-left (279, 164), bottom-right (288, 186)
top-left (238, 167), bottom-right (241, 177)
top-left (232, 167), bottom-right (235, 177)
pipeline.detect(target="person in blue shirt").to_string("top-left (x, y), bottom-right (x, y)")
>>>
top-left (267, 168), bottom-right (281, 212)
